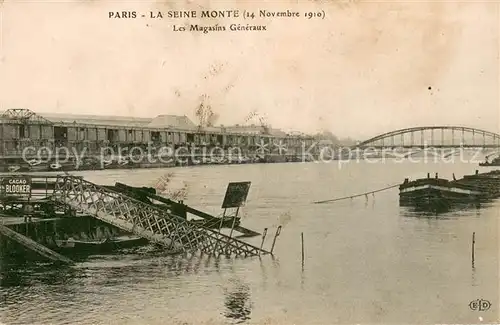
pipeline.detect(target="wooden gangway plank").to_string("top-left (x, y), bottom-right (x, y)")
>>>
top-left (0, 224), bottom-right (73, 264)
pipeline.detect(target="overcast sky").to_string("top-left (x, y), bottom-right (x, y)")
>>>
top-left (0, 1), bottom-right (498, 139)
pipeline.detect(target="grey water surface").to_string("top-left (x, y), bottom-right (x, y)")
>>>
top-left (0, 160), bottom-right (498, 324)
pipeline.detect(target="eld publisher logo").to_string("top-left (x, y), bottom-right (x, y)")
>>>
top-left (469, 299), bottom-right (492, 312)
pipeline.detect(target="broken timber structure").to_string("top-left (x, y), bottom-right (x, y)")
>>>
top-left (0, 223), bottom-right (74, 264)
top-left (0, 174), bottom-right (270, 262)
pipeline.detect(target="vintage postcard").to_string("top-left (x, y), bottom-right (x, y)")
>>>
top-left (0, 1), bottom-right (498, 324)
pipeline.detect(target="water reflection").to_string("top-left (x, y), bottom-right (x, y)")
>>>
top-left (79, 251), bottom-right (237, 281)
top-left (0, 250), bottom-right (246, 292)
top-left (0, 260), bottom-right (78, 288)
top-left (471, 261), bottom-right (478, 286)
top-left (222, 278), bottom-right (252, 323)
top-left (259, 257), bottom-right (268, 290)
top-left (399, 202), bottom-right (486, 219)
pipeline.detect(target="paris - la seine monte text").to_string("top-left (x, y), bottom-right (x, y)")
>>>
top-left (108, 9), bottom-right (325, 33)
top-left (108, 9), bottom-right (324, 20)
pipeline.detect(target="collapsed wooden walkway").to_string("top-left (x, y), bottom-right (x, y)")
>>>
top-left (50, 175), bottom-right (269, 257)
top-left (0, 224), bottom-right (73, 264)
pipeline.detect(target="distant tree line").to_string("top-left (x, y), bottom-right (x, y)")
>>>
top-left (313, 131), bottom-right (357, 146)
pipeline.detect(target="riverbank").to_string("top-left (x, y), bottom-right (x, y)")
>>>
top-left (1, 153), bottom-right (312, 173)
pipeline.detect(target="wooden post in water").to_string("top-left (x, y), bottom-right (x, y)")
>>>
top-left (218, 208), bottom-right (227, 234)
top-left (259, 228), bottom-right (267, 256)
top-left (472, 232), bottom-right (476, 267)
top-left (301, 232), bottom-right (305, 269)
top-left (213, 208), bottom-right (227, 256)
top-left (228, 207), bottom-right (240, 239)
top-left (270, 226), bottom-right (281, 255)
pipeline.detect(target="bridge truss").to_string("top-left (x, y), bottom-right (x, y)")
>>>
top-left (356, 126), bottom-right (500, 149)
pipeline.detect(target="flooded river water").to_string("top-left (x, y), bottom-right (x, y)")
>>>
top-left (0, 159), bottom-right (498, 324)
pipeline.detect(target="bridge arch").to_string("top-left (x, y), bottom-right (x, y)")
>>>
top-left (356, 126), bottom-right (500, 148)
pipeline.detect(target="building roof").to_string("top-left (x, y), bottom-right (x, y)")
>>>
top-left (224, 125), bottom-right (263, 134)
top-left (1, 109), bottom-right (54, 124)
top-left (147, 115), bottom-right (197, 130)
top-left (222, 124), bottom-right (291, 136)
top-left (267, 128), bottom-right (288, 137)
top-left (41, 112), bottom-right (152, 127)
top-left (202, 126), bottom-right (224, 133)
top-left (3, 109), bottom-right (308, 136)
top-left (38, 112), bottom-right (201, 130)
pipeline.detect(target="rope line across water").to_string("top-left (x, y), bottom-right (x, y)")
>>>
top-left (313, 183), bottom-right (401, 204)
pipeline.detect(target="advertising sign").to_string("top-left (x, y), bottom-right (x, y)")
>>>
top-left (222, 181), bottom-right (251, 209)
top-left (1, 176), bottom-right (32, 197)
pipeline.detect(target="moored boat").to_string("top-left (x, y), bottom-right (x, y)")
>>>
top-left (400, 170), bottom-right (500, 213)
top-left (26, 159), bottom-right (47, 171)
top-left (48, 161), bottom-right (76, 171)
top-left (399, 171), bottom-right (499, 211)
top-left (454, 169), bottom-right (500, 198)
top-left (7, 165), bottom-right (22, 172)
top-left (55, 235), bottom-right (149, 254)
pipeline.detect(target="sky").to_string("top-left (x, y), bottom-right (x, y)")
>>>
top-left (0, 0), bottom-right (498, 140)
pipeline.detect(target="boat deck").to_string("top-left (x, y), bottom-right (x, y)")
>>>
top-left (399, 170), bottom-right (500, 212)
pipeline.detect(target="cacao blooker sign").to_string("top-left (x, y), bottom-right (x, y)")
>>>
top-left (1, 176), bottom-right (32, 197)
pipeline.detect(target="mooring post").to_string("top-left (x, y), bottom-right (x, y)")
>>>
top-left (472, 231), bottom-right (476, 267)
top-left (218, 208), bottom-right (227, 234)
top-left (270, 225), bottom-right (282, 255)
top-left (213, 209), bottom-right (227, 256)
top-left (228, 216), bottom-right (237, 239)
top-left (301, 232), bottom-right (305, 269)
top-left (259, 228), bottom-right (268, 255)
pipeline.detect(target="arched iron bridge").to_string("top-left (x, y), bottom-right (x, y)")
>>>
top-left (355, 126), bottom-right (500, 149)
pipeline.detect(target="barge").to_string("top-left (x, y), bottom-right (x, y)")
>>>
top-left (0, 109), bottom-right (317, 172)
top-left (399, 170), bottom-right (500, 211)
top-left (479, 156), bottom-right (500, 166)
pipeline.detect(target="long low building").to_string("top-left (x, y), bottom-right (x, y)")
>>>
top-left (0, 108), bottom-right (316, 158)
